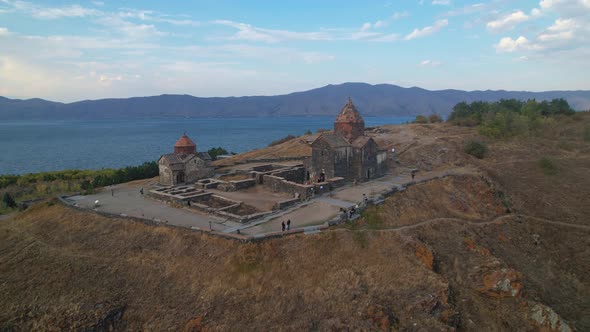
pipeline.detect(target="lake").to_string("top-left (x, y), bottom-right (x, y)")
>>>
top-left (0, 116), bottom-right (412, 175)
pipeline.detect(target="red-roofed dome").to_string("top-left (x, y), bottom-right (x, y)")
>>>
top-left (174, 133), bottom-right (197, 154)
top-left (334, 98), bottom-right (365, 142)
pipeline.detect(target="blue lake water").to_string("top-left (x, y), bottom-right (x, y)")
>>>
top-left (0, 116), bottom-right (412, 175)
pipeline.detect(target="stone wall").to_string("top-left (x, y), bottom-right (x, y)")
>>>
top-left (218, 179), bottom-right (256, 192)
top-left (262, 174), bottom-right (315, 200)
top-left (270, 166), bottom-right (306, 184)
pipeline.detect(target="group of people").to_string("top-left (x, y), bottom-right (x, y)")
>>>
top-left (281, 219), bottom-right (291, 231)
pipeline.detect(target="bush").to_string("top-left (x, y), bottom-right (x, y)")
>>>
top-left (207, 147), bottom-right (229, 160)
top-left (428, 114), bottom-right (443, 123)
top-left (538, 157), bottom-right (558, 175)
top-left (2, 192), bottom-right (17, 208)
top-left (464, 140), bottom-right (488, 159)
top-left (413, 115), bottom-right (429, 124)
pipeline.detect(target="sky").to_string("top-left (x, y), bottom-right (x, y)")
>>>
top-left (0, 0), bottom-right (589, 102)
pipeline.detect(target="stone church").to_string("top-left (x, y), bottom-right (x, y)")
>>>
top-left (306, 98), bottom-right (388, 182)
top-left (158, 133), bottom-right (214, 186)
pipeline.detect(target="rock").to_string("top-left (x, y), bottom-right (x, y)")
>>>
top-left (414, 243), bottom-right (435, 270)
top-left (478, 268), bottom-right (523, 298)
top-left (529, 303), bottom-right (572, 332)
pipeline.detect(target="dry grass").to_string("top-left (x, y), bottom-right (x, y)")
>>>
top-left (0, 203), bottom-right (451, 331)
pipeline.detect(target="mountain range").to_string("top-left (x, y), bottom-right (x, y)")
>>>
top-left (1, 82), bottom-right (589, 120)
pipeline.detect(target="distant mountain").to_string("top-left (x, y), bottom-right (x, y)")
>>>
top-left (1, 83), bottom-right (589, 120)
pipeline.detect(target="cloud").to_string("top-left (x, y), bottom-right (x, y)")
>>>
top-left (486, 11), bottom-right (530, 33)
top-left (405, 19), bottom-right (448, 40)
top-left (370, 33), bottom-right (400, 42)
top-left (0, 1), bottom-right (101, 19)
top-left (213, 20), bottom-right (329, 43)
top-left (432, 0), bottom-right (451, 5)
top-left (96, 15), bottom-right (168, 39)
top-left (419, 59), bottom-right (442, 66)
top-left (495, 36), bottom-right (533, 52)
top-left (539, 0), bottom-right (590, 16)
top-left (119, 9), bottom-right (201, 27)
top-left (0, 27), bottom-right (9, 36)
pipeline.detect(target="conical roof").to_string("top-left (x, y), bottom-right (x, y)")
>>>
top-left (173, 133), bottom-right (197, 154)
top-left (335, 97), bottom-right (365, 125)
top-left (174, 133), bottom-right (196, 148)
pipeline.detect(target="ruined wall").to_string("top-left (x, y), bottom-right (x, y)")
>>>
top-left (270, 166), bottom-right (306, 184)
top-left (262, 175), bottom-right (315, 200)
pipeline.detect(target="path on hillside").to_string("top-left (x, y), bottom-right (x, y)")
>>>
top-left (300, 213), bottom-right (590, 237)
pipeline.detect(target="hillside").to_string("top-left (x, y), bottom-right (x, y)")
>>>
top-left (1, 83), bottom-right (590, 120)
top-left (1, 114), bottom-right (589, 330)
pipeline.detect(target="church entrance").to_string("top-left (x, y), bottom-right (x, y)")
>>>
top-left (176, 172), bottom-right (185, 184)
top-left (367, 169), bottom-right (371, 179)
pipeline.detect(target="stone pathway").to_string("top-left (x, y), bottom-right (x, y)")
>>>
top-left (68, 185), bottom-right (242, 231)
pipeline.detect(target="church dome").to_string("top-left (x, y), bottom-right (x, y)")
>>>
top-left (334, 98), bottom-right (365, 142)
top-left (174, 133), bottom-right (197, 154)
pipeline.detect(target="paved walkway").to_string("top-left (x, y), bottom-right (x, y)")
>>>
top-left (68, 185), bottom-right (242, 231)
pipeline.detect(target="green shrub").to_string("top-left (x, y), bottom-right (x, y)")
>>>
top-left (413, 115), bottom-right (428, 124)
top-left (428, 114), bottom-right (443, 123)
top-left (538, 157), bottom-right (558, 175)
top-left (207, 147), bottom-right (229, 160)
top-left (464, 140), bottom-right (488, 159)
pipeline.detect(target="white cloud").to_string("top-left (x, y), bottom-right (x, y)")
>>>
top-left (405, 19), bottom-right (448, 40)
top-left (539, 0), bottom-right (590, 15)
top-left (419, 59), bottom-right (442, 66)
top-left (432, 0), bottom-right (451, 5)
top-left (486, 11), bottom-right (530, 33)
top-left (370, 33), bottom-right (400, 42)
top-left (213, 20), bottom-right (330, 43)
top-left (495, 36), bottom-right (532, 52)
top-left (0, 27), bottom-right (9, 36)
top-left (0, 1), bottom-right (101, 19)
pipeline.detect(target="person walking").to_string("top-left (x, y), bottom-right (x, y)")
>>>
top-left (287, 219), bottom-right (291, 230)
top-left (111, 188), bottom-right (114, 196)
top-left (281, 221), bottom-right (286, 232)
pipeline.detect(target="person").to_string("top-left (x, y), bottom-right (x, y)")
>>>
top-left (363, 193), bottom-right (368, 205)
top-left (187, 200), bottom-right (191, 207)
top-left (281, 221), bottom-right (286, 232)
top-left (111, 188), bottom-right (114, 196)
top-left (411, 170), bottom-right (415, 180)
top-left (287, 219), bottom-right (291, 230)
top-left (140, 187), bottom-right (144, 195)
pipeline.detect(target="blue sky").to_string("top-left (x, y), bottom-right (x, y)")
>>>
top-left (0, 0), bottom-right (589, 101)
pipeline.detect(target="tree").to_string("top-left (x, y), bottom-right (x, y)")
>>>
top-left (207, 147), bottom-right (229, 160)
top-left (428, 114), bottom-right (443, 123)
top-left (2, 192), bottom-right (17, 208)
top-left (413, 115), bottom-right (428, 124)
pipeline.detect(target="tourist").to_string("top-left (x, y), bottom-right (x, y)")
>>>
top-left (140, 187), bottom-right (144, 195)
top-left (281, 221), bottom-right (286, 232)
top-left (411, 170), bottom-right (415, 180)
top-left (287, 219), bottom-right (291, 230)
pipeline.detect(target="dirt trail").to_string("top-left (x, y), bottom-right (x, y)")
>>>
top-left (334, 213), bottom-right (590, 233)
